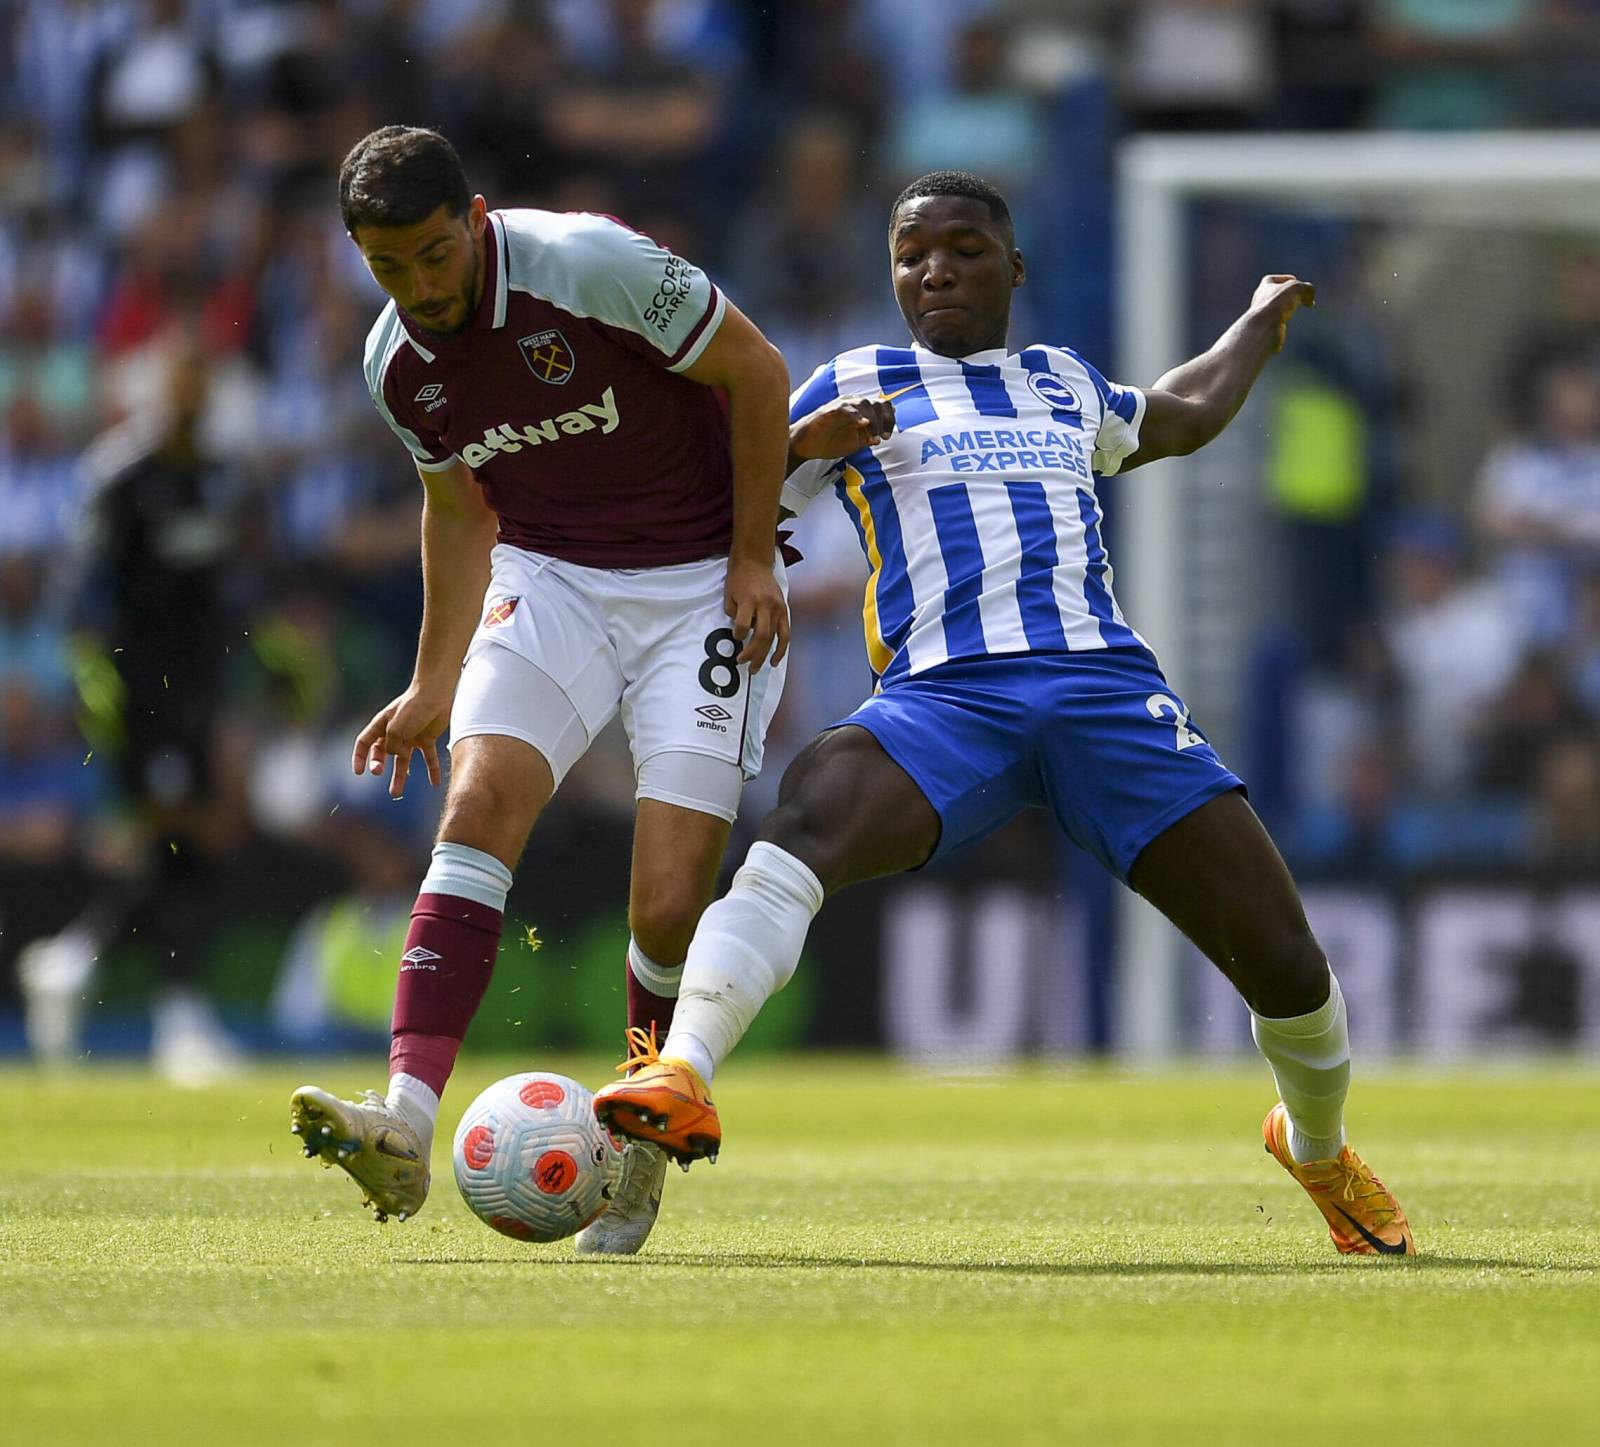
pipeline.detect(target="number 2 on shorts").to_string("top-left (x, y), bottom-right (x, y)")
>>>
top-left (1146, 692), bottom-right (1205, 752)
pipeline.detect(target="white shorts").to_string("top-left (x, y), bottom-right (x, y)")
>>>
top-left (449, 544), bottom-right (788, 820)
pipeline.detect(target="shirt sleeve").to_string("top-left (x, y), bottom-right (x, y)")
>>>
top-left (543, 214), bottom-right (727, 373)
top-left (781, 359), bottom-right (843, 517)
top-left (1063, 347), bottom-right (1147, 476)
top-left (364, 316), bottom-right (459, 470)
top-left (375, 382), bottom-right (458, 472)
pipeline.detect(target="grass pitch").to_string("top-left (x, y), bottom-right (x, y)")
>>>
top-left (2, 1058), bottom-right (1596, 1447)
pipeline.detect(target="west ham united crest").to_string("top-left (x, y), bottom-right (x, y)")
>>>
top-left (483, 597), bottom-right (520, 627)
top-left (518, 329), bottom-right (575, 385)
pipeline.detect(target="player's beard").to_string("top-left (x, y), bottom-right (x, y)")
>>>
top-left (409, 250), bottom-right (483, 338)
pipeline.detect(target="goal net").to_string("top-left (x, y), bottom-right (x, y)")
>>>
top-left (1113, 133), bottom-right (1600, 1059)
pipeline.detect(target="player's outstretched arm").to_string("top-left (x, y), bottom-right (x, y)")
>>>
top-left (786, 395), bottom-right (898, 477)
top-left (1121, 275), bottom-right (1315, 473)
top-left (353, 459), bottom-right (498, 798)
top-left (681, 302), bottom-right (793, 669)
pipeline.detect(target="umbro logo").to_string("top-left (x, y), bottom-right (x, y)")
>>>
top-left (400, 946), bottom-right (441, 971)
top-left (414, 383), bottom-right (447, 413)
top-left (695, 703), bottom-right (732, 734)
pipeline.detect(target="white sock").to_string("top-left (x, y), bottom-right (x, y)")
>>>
top-left (386, 1071), bottom-right (441, 1157)
top-left (627, 937), bottom-right (681, 998)
top-left (419, 841), bottom-right (513, 910)
top-left (662, 842), bottom-right (824, 1084)
top-left (1251, 971), bottom-right (1350, 1163)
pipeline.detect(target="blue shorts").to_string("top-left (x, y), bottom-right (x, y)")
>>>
top-left (836, 649), bottom-right (1244, 881)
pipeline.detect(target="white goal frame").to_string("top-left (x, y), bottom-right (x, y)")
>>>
top-left (1113, 132), bottom-right (1600, 1058)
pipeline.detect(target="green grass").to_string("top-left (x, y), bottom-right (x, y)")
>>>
top-left (2, 1059), bottom-right (1596, 1446)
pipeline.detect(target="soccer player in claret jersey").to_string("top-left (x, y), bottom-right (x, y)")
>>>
top-left (288, 127), bottom-right (793, 1254)
top-left (596, 171), bottom-right (1414, 1257)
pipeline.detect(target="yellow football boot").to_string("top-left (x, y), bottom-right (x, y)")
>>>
top-left (593, 1027), bottom-right (721, 1168)
top-left (1263, 1103), bottom-right (1414, 1256)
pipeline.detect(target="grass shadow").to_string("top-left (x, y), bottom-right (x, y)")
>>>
top-left (401, 1251), bottom-right (1539, 1275)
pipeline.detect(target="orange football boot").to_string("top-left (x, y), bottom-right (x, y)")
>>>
top-left (1263, 1103), bottom-right (1415, 1256)
top-left (593, 1027), bottom-right (721, 1168)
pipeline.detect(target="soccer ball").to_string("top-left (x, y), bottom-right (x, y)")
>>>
top-left (452, 1072), bottom-right (623, 1242)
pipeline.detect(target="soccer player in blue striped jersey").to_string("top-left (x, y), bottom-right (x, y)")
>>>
top-left (596, 171), bottom-right (1413, 1256)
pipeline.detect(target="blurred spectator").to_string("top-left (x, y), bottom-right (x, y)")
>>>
top-left (1476, 359), bottom-right (1600, 643)
top-left (1117, 0), bottom-right (1273, 131)
top-left (884, 15), bottom-right (1046, 193)
top-left (542, 0), bottom-right (736, 229)
top-left (1509, 250), bottom-right (1600, 410)
top-left (1382, 511), bottom-right (1527, 793)
top-left (0, 675), bottom-right (100, 865)
top-left (767, 0), bottom-right (889, 144)
top-left (1282, 737), bottom-right (1406, 876)
top-left (88, 0), bottom-right (222, 237)
top-left (862, 0), bottom-right (996, 105)
top-left (1368, 0), bottom-right (1538, 130)
top-left (431, 2), bottom-right (565, 201)
top-left (1270, 0), bottom-right (1374, 130)
top-left (15, 326), bottom-right (250, 1085)
top-left (0, 553), bottom-right (74, 707)
top-left (731, 115), bottom-right (896, 384)
top-left (1471, 648), bottom-right (1596, 794)
top-left (0, 291), bottom-right (99, 445)
top-left (8, 0), bottom-right (136, 208)
top-left (0, 391), bottom-right (86, 558)
top-left (1528, 734), bottom-right (1600, 868)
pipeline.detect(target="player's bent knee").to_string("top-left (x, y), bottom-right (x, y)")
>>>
top-left (437, 739), bottom-right (553, 867)
top-left (757, 800), bottom-right (839, 894)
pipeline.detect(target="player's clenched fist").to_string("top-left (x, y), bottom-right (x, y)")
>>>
top-left (352, 686), bottom-right (453, 799)
top-left (1250, 275), bottom-right (1316, 352)
top-left (790, 394), bottom-right (899, 461)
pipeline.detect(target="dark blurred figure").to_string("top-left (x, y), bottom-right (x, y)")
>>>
top-left (1270, 0), bottom-right (1375, 130)
top-left (731, 114), bottom-right (890, 383)
top-left (1473, 649), bottom-right (1596, 795)
top-left (1528, 734), bottom-right (1600, 870)
top-left (542, 0), bottom-right (732, 232)
top-left (767, 0), bottom-right (887, 144)
top-left (16, 325), bottom-right (249, 1084)
top-left (1477, 359), bottom-right (1600, 644)
top-left (432, 1), bottom-right (565, 201)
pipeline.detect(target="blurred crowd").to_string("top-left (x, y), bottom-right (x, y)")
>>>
top-left (5, 0), bottom-right (1600, 1053)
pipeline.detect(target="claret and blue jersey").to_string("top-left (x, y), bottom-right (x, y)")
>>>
top-left (783, 342), bottom-right (1149, 685)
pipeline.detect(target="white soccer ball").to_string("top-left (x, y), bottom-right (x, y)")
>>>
top-left (452, 1072), bottom-right (623, 1243)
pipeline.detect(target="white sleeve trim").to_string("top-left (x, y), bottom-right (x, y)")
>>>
top-left (667, 287), bottom-right (727, 374)
top-left (781, 458), bottom-right (836, 517)
top-left (1094, 386), bottom-right (1147, 477)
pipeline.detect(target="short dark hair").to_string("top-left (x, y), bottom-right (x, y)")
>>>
top-left (338, 126), bottom-right (470, 234)
top-left (891, 171), bottom-right (1012, 238)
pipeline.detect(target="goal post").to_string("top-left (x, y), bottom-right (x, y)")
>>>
top-left (1112, 132), bottom-right (1600, 1059)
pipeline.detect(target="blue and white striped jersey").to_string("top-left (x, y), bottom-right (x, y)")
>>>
top-left (783, 343), bottom-right (1148, 684)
